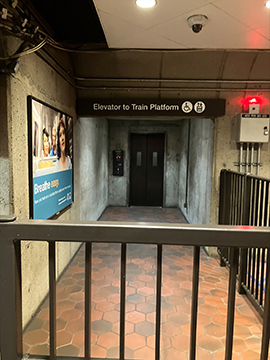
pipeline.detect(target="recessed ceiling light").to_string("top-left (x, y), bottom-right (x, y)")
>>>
top-left (136, 0), bottom-right (157, 8)
top-left (266, 1), bottom-right (270, 9)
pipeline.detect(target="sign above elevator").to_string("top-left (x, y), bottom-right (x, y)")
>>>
top-left (77, 98), bottom-right (226, 117)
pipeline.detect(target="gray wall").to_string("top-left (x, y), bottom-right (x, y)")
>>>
top-left (108, 119), bottom-right (180, 207)
top-left (179, 118), bottom-right (214, 224)
top-left (75, 117), bottom-right (108, 220)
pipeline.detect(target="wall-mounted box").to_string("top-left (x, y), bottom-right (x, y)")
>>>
top-left (236, 114), bottom-right (269, 143)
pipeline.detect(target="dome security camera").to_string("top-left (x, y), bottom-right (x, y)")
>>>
top-left (187, 14), bottom-right (208, 33)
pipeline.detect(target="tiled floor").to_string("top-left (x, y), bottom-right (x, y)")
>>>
top-left (23, 207), bottom-right (268, 359)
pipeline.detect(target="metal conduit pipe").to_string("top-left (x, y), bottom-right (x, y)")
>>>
top-left (250, 143), bottom-right (254, 174)
top-left (75, 85), bottom-right (270, 92)
top-left (239, 143), bottom-right (243, 173)
top-left (246, 143), bottom-right (249, 173)
top-left (75, 77), bottom-right (270, 84)
top-left (257, 143), bottom-right (262, 175)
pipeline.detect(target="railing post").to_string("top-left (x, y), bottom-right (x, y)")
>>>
top-left (0, 216), bottom-right (22, 360)
top-left (238, 174), bottom-right (249, 294)
top-left (260, 256), bottom-right (270, 360)
top-left (218, 170), bottom-right (227, 267)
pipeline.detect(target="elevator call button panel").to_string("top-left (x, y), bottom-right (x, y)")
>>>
top-left (113, 150), bottom-right (124, 176)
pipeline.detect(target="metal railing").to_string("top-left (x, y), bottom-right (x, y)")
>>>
top-left (0, 217), bottom-right (270, 360)
top-left (218, 169), bottom-right (270, 316)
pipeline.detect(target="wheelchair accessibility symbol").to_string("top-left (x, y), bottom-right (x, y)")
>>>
top-left (182, 101), bottom-right (193, 113)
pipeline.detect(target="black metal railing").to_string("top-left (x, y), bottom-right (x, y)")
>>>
top-left (218, 169), bottom-right (270, 316)
top-left (0, 217), bottom-right (270, 360)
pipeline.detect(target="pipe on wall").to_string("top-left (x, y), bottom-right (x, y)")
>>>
top-left (239, 143), bottom-right (243, 173)
top-left (250, 143), bottom-right (254, 174)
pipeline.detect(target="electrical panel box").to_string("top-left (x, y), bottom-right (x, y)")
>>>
top-left (113, 150), bottom-right (124, 176)
top-left (236, 114), bottom-right (269, 143)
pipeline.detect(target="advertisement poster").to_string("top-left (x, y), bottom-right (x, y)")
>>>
top-left (28, 97), bottom-right (73, 219)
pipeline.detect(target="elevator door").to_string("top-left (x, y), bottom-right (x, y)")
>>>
top-left (130, 133), bottom-right (164, 206)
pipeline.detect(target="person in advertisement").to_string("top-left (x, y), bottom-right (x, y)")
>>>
top-left (55, 117), bottom-right (72, 171)
top-left (43, 128), bottom-right (50, 157)
top-left (49, 128), bottom-right (57, 157)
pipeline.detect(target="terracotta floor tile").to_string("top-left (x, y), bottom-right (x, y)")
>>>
top-left (196, 348), bottom-right (215, 360)
top-left (30, 344), bottom-right (50, 355)
top-left (197, 335), bottom-right (223, 352)
top-left (171, 334), bottom-right (189, 351)
top-left (134, 346), bottom-right (155, 360)
top-left (103, 310), bottom-right (120, 323)
top-left (90, 344), bottom-right (107, 358)
top-left (65, 317), bottom-right (84, 333)
top-left (160, 347), bottom-right (187, 360)
top-left (24, 329), bottom-right (49, 346)
top-left (126, 311), bottom-right (145, 324)
top-left (240, 349), bottom-right (260, 360)
top-left (56, 330), bottom-right (73, 347)
top-left (147, 334), bottom-right (171, 350)
top-left (97, 332), bottom-right (119, 349)
top-left (204, 323), bottom-right (226, 338)
top-left (60, 308), bottom-right (82, 322)
top-left (125, 333), bottom-right (146, 350)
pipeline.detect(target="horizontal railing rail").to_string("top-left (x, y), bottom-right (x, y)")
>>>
top-left (218, 169), bottom-right (270, 316)
top-left (0, 218), bottom-right (270, 360)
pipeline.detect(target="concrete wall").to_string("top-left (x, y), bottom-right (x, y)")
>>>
top-left (179, 119), bottom-right (214, 224)
top-left (108, 119), bottom-right (180, 207)
top-left (0, 37), bottom-right (82, 327)
top-left (0, 76), bottom-right (9, 215)
top-left (75, 117), bottom-right (108, 221)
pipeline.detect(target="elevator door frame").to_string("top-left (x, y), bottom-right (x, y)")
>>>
top-left (129, 132), bottom-right (166, 207)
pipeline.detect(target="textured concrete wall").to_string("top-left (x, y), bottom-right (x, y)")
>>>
top-left (108, 120), bottom-right (180, 207)
top-left (179, 119), bottom-right (214, 224)
top-left (75, 117), bottom-right (108, 220)
top-left (0, 76), bottom-right (9, 215)
top-left (2, 37), bottom-right (80, 327)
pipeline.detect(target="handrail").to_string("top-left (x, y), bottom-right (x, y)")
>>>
top-left (1, 219), bottom-right (269, 247)
top-left (0, 219), bottom-right (270, 360)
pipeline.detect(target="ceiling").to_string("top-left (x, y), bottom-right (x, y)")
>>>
top-left (25, 0), bottom-right (270, 50)
top-left (93, 0), bottom-right (270, 49)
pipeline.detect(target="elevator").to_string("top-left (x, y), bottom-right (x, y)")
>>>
top-left (129, 133), bottom-right (165, 206)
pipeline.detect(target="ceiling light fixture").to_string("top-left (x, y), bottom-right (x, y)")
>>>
top-left (136, 0), bottom-right (156, 8)
top-left (266, 1), bottom-right (270, 8)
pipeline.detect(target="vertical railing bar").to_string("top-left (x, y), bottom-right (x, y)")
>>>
top-left (237, 175), bottom-right (241, 224)
top-left (155, 244), bottom-right (162, 360)
top-left (229, 174), bottom-right (234, 225)
top-left (249, 178), bottom-right (254, 226)
top-left (261, 182), bottom-right (267, 226)
top-left (255, 248), bottom-right (261, 301)
top-left (257, 180), bottom-right (262, 226)
top-left (120, 243), bottom-right (127, 360)
top-left (260, 250), bottom-right (270, 360)
top-left (266, 183), bottom-right (270, 227)
top-left (234, 174), bottom-right (237, 225)
top-left (240, 175), bottom-right (245, 225)
top-left (85, 242), bottom-right (92, 359)
top-left (248, 248), bottom-right (252, 289)
top-left (259, 248), bottom-right (266, 306)
top-left (253, 179), bottom-right (258, 226)
top-left (251, 248), bottom-right (256, 295)
top-left (189, 246), bottom-right (200, 360)
top-left (225, 247), bottom-right (239, 360)
top-left (49, 241), bottom-right (56, 360)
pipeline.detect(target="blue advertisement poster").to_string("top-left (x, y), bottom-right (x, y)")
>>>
top-left (28, 97), bottom-right (73, 219)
